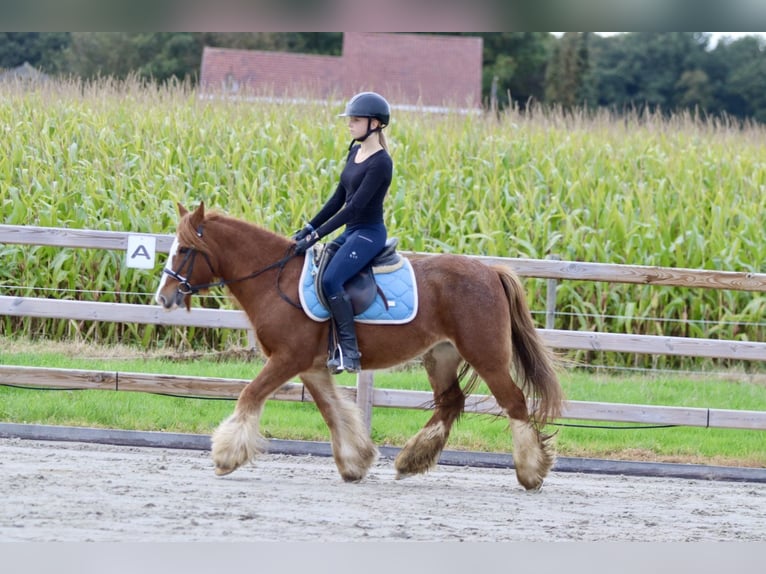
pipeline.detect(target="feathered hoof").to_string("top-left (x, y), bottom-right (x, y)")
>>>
top-left (511, 422), bottom-right (557, 491)
top-left (393, 446), bottom-right (439, 477)
top-left (340, 470), bottom-right (365, 483)
top-left (394, 422), bottom-right (447, 477)
top-left (210, 411), bottom-right (264, 478)
top-left (516, 471), bottom-right (545, 491)
top-left (336, 443), bottom-right (378, 483)
top-left (211, 449), bottom-right (248, 477)
top-left (214, 464), bottom-right (238, 477)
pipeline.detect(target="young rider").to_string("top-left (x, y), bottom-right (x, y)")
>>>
top-left (293, 91), bottom-right (393, 374)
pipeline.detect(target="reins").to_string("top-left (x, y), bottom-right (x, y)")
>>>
top-left (163, 241), bottom-right (302, 310)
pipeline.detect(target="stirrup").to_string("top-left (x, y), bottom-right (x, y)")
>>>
top-left (327, 347), bottom-right (361, 374)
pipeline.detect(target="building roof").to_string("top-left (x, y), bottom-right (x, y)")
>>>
top-left (200, 33), bottom-right (483, 110)
top-left (0, 62), bottom-right (50, 83)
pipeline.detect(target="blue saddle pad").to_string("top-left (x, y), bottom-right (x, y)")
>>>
top-left (298, 247), bottom-right (418, 324)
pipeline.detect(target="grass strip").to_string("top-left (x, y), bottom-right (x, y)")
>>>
top-left (1, 337), bottom-right (764, 467)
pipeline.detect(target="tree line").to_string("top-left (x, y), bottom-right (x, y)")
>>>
top-left (2, 32), bottom-right (765, 123)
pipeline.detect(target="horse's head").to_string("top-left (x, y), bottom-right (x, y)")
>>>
top-left (154, 202), bottom-right (217, 311)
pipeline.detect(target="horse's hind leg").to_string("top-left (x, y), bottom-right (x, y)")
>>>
top-left (472, 364), bottom-right (555, 491)
top-left (395, 342), bottom-right (465, 478)
top-left (300, 370), bottom-right (378, 482)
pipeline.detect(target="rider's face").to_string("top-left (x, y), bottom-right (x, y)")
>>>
top-left (348, 116), bottom-right (377, 140)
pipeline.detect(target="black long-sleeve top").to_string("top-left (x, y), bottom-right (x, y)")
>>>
top-left (309, 145), bottom-right (393, 239)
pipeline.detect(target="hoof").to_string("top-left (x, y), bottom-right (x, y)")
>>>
top-left (338, 453), bottom-right (375, 483)
top-left (521, 478), bottom-right (544, 492)
top-left (515, 467), bottom-right (546, 491)
top-left (214, 465), bottom-right (237, 477)
top-left (394, 422), bottom-right (446, 477)
top-left (341, 473), bottom-right (364, 483)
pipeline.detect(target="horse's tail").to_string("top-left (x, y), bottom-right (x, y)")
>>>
top-left (495, 266), bottom-right (563, 426)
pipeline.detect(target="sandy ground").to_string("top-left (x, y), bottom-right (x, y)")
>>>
top-left (2, 437), bottom-right (765, 542)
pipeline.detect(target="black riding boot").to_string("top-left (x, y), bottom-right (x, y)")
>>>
top-left (326, 293), bottom-right (362, 374)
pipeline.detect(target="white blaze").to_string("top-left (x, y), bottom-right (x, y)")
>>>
top-left (154, 237), bottom-right (179, 305)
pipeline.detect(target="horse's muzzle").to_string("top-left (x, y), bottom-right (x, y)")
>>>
top-left (155, 289), bottom-right (185, 310)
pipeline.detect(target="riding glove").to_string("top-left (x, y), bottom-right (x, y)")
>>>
top-left (292, 224), bottom-right (314, 241)
top-left (294, 231), bottom-right (319, 255)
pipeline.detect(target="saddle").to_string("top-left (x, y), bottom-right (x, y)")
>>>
top-left (313, 238), bottom-right (403, 315)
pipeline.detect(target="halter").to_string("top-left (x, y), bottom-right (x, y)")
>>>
top-left (162, 226), bottom-right (301, 308)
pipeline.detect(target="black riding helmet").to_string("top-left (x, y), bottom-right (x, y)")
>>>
top-left (339, 92), bottom-right (390, 147)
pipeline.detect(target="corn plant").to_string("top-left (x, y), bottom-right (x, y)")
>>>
top-left (0, 77), bottom-right (763, 367)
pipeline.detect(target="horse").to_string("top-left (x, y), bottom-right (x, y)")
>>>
top-left (155, 202), bottom-right (564, 490)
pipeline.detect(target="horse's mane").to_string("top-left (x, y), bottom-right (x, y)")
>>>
top-left (177, 210), bottom-right (287, 256)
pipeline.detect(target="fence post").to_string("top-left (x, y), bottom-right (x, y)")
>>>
top-left (356, 370), bottom-right (375, 433)
top-left (545, 254), bottom-right (561, 330)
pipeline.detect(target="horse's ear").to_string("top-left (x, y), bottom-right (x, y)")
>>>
top-left (177, 202), bottom-right (189, 217)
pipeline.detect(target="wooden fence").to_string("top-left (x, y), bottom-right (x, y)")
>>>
top-left (1, 223), bottom-right (766, 432)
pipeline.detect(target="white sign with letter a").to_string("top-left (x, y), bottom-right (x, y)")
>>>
top-left (126, 235), bottom-right (156, 269)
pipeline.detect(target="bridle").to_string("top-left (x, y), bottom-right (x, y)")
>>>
top-left (162, 226), bottom-right (301, 308)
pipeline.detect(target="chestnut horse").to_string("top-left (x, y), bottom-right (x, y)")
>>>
top-left (155, 202), bottom-right (563, 490)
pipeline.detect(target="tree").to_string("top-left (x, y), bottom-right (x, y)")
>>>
top-left (707, 36), bottom-right (766, 121)
top-left (588, 32), bottom-right (711, 114)
top-left (726, 48), bottom-right (766, 123)
top-left (0, 32), bottom-right (70, 72)
top-left (478, 33), bottom-right (554, 109)
top-left (675, 69), bottom-right (714, 110)
top-left (60, 33), bottom-right (204, 83)
top-left (545, 32), bottom-right (591, 109)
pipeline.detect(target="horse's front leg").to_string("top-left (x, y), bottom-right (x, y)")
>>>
top-left (211, 357), bottom-right (298, 476)
top-left (300, 369), bottom-right (378, 482)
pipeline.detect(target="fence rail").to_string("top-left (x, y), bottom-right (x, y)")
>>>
top-left (3, 365), bottom-right (765, 430)
top-left (1, 223), bottom-right (765, 432)
top-left (3, 223), bottom-right (765, 289)
top-left (1, 296), bottom-right (765, 361)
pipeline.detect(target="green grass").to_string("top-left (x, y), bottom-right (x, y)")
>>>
top-left (1, 337), bottom-right (764, 467)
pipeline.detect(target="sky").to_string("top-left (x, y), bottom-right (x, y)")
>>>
top-left (705, 32), bottom-right (766, 45)
top-left (588, 32), bottom-right (766, 47)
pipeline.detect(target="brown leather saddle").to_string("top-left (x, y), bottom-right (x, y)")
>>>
top-left (312, 238), bottom-right (402, 315)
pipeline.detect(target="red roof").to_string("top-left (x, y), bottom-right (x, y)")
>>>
top-left (200, 32), bottom-right (483, 110)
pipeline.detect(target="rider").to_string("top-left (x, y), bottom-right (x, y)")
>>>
top-left (293, 91), bottom-right (393, 374)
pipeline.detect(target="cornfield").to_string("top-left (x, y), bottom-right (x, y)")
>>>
top-left (1, 77), bottom-right (764, 368)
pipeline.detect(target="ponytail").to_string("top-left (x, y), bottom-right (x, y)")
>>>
top-left (378, 129), bottom-right (388, 152)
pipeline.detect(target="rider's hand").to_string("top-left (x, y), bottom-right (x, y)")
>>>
top-left (292, 224), bottom-right (314, 241)
top-left (294, 231), bottom-right (319, 255)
